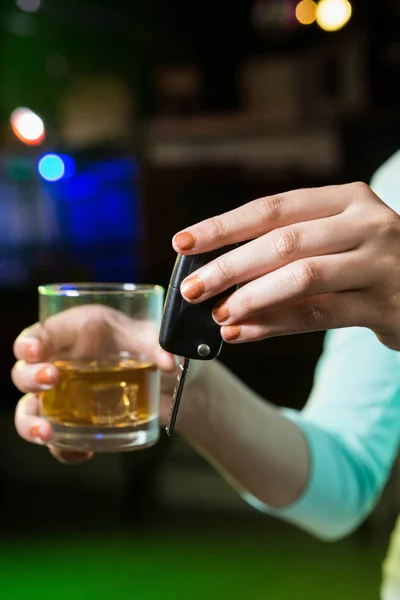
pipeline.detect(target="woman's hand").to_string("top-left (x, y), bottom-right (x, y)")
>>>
top-left (12, 305), bottom-right (177, 463)
top-left (173, 182), bottom-right (400, 350)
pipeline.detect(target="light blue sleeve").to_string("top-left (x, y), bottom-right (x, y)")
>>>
top-left (244, 151), bottom-right (400, 541)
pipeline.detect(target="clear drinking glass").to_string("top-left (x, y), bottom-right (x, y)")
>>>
top-left (38, 283), bottom-right (164, 453)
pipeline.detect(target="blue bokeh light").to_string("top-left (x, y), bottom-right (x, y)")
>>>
top-left (39, 156), bottom-right (139, 281)
top-left (38, 153), bottom-right (75, 182)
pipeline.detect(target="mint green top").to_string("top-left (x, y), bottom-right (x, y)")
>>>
top-left (246, 151), bottom-right (400, 543)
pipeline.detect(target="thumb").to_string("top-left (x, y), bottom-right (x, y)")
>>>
top-left (13, 305), bottom-right (114, 363)
top-left (156, 348), bottom-right (177, 373)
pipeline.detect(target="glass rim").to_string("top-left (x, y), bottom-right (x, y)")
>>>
top-left (38, 283), bottom-right (164, 297)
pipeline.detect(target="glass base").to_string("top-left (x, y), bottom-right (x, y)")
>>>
top-left (47, 417), bottom-right (159, 453)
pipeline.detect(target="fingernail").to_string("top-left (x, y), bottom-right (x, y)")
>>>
top-left (29, 424), bottom-right (46, 444)
top-left (175, 232), bottom-right (196, 251)
top-left (25, 340), bottom-right (39, 362)
top-left (222, 325), bottom-right (241, 342)
top-left (213, 301), bottom-right (230, 324)
top-left (35, 366), bottom-right (55, 386)
top-left (181, 275), bottom-right (204, 300)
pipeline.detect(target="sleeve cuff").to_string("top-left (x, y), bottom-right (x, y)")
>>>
top-left (242, 408), bottom-right (361, 541)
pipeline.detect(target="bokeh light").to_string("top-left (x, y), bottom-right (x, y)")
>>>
top-left (38, 154), bottom-right (66, 182)
top-left (37, 153), bottom-right (76, 182)
top-left (316, 0), bottom-right (352, 32)
top-left (10, 107), bottom-right (45, 145)
top-left (296, 0), bottom-right (317, 25)
top-left (16, 0), bottom-right (42, 12)
top-left (8, 157), bottom-right (33, 182)
top-left (5, 13), bottom-right (36, 36)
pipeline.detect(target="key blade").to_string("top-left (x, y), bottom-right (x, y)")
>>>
top-left (166, 356), bottom-right (190, 436)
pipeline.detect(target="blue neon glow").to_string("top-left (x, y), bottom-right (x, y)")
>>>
top-left (38, 153), bottom-right (75, 182)
top-left (41, 157), bottom-right (140, 281)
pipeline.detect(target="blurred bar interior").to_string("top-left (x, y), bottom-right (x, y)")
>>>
top-left (1, 1), bottom-right (400, 598)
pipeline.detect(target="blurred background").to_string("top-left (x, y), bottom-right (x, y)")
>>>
top-left (1, 0), bottom-right (400, 598)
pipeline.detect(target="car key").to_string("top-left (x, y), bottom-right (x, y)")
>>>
top-left (159, 247), bottom-right (236, 436)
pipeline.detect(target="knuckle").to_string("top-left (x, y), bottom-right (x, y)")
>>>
top-left (11, 360), bottom-right (23, 382)
top-left (257, 324), bottom-right (273, 340)
top-left (255, 195), bottom-right (283, 224)
top-left (292, 260), bottom-right (323, 292)
top-left (298, 303), bottom-right (328, 328)
top-left (87, 304), bottom-right (110, 321)
top-left (240, 288), bottom-right (254, 315)
top-left (210, 215), bottom-right (226, 241)
top-left (214, 258), bottom-right (235, 284)
top-left (364, 211), bottom-right (385, 231)
top-left (272, 227), bottom-right (301, 260)
top-left (350, 181), bottom-right (372, 202)
top-left (380, 215), bottom-right (400, 236)
top-left (375, 289), bottom-right (400, 316)
top-left (365, 211), bottom-right (400, 242)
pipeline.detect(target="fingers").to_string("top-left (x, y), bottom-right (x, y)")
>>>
top-left (212, 252), bottom-right (371, 325)
top-left (221, 292), bottom-right (369, 343)
top-left (14, 305), bottom-right (166, 366)
top-left (14, 305), bottom-right (118, 363)
top-left (110, 312), bottom-right (173, 366)
top-left (12, 360), bottom-right (58, 393)
top-left (156, 348), bottom-right (177, 373)
top-left (14, 318), bottom-right (71, 363)
top-left (15, 394), bottom-right (93, 464)
top-left (14, 327), bottom-right (44, 362)
top-left (173, 185), bottom-right (355, 254)
top-left (180, 213), bottom-right (363, 302)
top-left (15, 394), bottom-right (52, 445)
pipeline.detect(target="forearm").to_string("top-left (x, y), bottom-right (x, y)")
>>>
top-left (176, 326), bottom-right (400, 541)
top-left (177, 359), bottom-right (309, 509)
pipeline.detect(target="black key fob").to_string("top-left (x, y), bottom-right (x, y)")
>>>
top-left (159, 249), bottom-right (236, 360)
